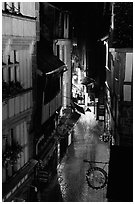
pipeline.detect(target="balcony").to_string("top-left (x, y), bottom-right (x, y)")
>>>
top-left (2, 88), bottom-right (33, 124)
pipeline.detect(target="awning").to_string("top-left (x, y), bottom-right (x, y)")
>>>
top-left (38, 53), bottom-right (67, 76)
top-left (37, 40), bottom-right (67, 76)
top-left (81, 77), bottom-right (96, 85)
top-left (71, 100), bottom-right (85, 114)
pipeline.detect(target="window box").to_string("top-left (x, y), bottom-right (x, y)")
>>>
top-left (2, 81), bottom-right (24, 101)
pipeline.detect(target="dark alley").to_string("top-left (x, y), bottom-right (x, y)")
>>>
top-left (36, 109), bottom-right (109, 201)
top-left (2, 2), bottom-right (133, 202)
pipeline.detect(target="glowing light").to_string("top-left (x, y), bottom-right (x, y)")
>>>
top-left (73, 42), bottom-right (77, 46)
top-left (73, 74), bottom-right (77, 80)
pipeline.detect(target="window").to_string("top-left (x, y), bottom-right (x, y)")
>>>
top-left (2, 51), bottom-right (23, 100)
top-left (125, 53), bottom-right (133, 82)
top-left (124, 85), bottom-right (131, 101)
top-left (3, 2), bottom-right (20, 14)
top-left (2, 51), bottom-right (19, 83)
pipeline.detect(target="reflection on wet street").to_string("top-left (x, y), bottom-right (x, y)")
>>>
top-left (57, 110), bottom-right (110, 202)
top-left (39, 110), bottom-right (110, 202)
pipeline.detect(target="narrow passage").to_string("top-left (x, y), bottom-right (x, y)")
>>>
top-left (57, 110), bottom-right (110, 202)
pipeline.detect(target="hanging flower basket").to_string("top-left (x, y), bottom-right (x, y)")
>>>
top-left (2, 142), bottom-right (23, 167)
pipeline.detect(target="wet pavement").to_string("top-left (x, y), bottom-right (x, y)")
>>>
top-left (38, 108), bottom-right (110, 202)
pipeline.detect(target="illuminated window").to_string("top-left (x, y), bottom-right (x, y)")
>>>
top-left (125, 53), bottom-right (133, 82)
top-left (124, 85), bottom-right (131, 101)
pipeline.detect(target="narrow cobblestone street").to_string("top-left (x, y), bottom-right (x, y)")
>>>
top-left (2, 3), bottom-right (133, 202)
top-left (38, 108), bottom-right (110, 202)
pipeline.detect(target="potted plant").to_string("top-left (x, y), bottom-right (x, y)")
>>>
top-left (2, 80), bottom-right (24, 100)
top-left (2, 142), bottom-right (23, 167)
